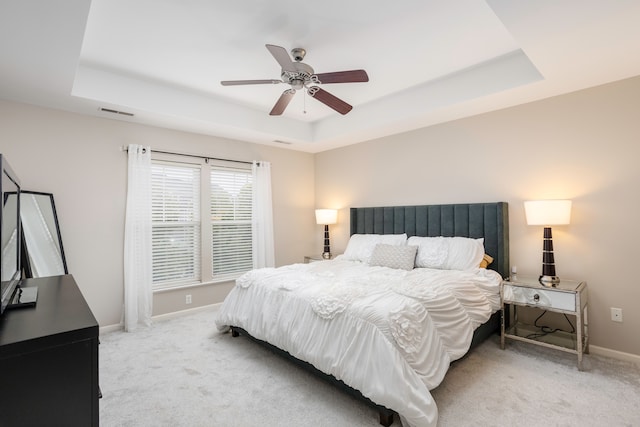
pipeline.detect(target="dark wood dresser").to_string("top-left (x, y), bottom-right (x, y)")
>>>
top-left (0, 275), bottom-right (99, 426)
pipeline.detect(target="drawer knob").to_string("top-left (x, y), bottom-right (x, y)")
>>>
top-left (533, 293), bottom-right (540, 302)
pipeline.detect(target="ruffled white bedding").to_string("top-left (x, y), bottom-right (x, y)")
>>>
top-left (215, 259), bottom-right (502, 427)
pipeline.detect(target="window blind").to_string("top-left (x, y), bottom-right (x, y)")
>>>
top-left (151, 162), bottom-right (201, 287)
top-left (210, 167), bottom-right (253, 280)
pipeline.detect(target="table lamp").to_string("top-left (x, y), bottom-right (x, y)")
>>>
top-left (524, 200), bottom-right (572, 286)
top-left (315, 209), bottom-right (337, 259)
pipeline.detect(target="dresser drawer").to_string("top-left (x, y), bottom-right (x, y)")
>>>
top-left (503, 283), bottom-right (576, 311)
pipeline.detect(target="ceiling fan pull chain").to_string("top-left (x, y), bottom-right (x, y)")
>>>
top-left (303, 90), bottom-right (307, 114)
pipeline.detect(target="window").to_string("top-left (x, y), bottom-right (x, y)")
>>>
top-left (151, 162), bottom-right (201, 287)
top-left (151, 158), bottom-right (253, 290)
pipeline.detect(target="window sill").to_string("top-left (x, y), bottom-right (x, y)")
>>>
top-left (152, 278), bottom-right (237, 294)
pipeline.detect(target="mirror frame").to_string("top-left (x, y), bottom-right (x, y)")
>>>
top-left (20, 190), bottom-right (68, 278)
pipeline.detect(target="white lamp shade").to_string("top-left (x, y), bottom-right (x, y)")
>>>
top-left (524, 200), bottom-right (572, 225)
top-left (315, 209), bottom-right (337, 225)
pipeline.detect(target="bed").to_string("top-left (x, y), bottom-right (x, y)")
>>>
top-left (216, 202), bottom-right (509, 427)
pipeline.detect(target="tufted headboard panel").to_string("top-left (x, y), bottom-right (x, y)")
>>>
top-left (350, 202), bottom-right (510, 278)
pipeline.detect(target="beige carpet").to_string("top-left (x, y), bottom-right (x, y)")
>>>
top-left (99, 306), bottom-right (640, 426)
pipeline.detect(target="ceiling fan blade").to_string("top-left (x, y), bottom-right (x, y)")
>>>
top-left (221, 79), bottom-right (282, 86)
top-left (269, 89), bottom-right (296, 116)
top-left (265, 44), bottom-right (297, 73)
top-left (307, 87), bottom-right (353, 115)
top-left (314, 69), bottom-right (369, 84)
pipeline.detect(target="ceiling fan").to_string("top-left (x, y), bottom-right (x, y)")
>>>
top-left (221, 44), bottom-right (369, 116)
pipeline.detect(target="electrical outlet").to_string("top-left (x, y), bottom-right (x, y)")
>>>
top-left (611, 307), bottom-right (623, 322)
top-left (186, 294), bottom-right (192, 305)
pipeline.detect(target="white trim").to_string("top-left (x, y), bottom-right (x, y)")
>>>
top-left (151, 303), bottom-right (220, 322)
top-left (590, 345), bottom-right (640, 365)
top-left (100, 323), bottom-right (124, 334)
top-left (152, 279), bottom-right (234, 294)
top-left (99, 303), bottom-right (221, 335)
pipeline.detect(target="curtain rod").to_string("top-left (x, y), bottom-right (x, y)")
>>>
top-left (121, 145), bottom-right (252, 165)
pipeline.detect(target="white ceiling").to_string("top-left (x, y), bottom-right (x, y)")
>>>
top-left (2, 0), bottom-right (640, 153)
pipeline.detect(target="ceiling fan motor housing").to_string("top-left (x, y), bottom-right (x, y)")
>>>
top-left (282, 61), bottom-right (314, 90)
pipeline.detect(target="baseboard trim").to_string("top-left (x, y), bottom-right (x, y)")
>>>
top-left (152, 303), bottom-right (220, 322)
top-left (100, 323), bottom-right (124, 334)
top-left (99, 303), bottom-right (221, 335)
top-left (590, 345), bottom-right (640, 364)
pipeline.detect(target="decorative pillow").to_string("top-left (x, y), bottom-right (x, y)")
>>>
top-left (342, 233), bottom-right (407, 263)
top-left (369, 244), bottom-right (417, 271)
top-left (408, 236), bottom-right (485, 270)
top-left (479, 253), bottom-right (494, 268)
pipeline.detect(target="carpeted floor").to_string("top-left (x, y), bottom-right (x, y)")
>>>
top-left (99, 306), bottom-right (640, 426)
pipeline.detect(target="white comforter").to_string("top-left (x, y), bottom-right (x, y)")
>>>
top-left (215, 259), bottom-right (502, 427)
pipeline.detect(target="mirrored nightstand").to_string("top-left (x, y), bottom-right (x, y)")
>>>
top-left (501, 276), bottom-right (589, 370)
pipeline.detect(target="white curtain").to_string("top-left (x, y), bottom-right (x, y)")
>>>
top-left (252, 161), bottom-right (275, 268)
top-left (124, 144), bottom-right (153, 331)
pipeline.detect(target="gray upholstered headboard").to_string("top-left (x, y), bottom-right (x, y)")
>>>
top-left (350, 202), bottom-right (510, 279)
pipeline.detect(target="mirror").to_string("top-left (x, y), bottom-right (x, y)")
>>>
top-left (20, 191), bottom-right (68, 278)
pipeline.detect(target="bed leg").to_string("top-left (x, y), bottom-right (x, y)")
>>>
top-left (379, 411), bottom-right (393, 426)
top-left (231, 328), bottom-right (240, 337)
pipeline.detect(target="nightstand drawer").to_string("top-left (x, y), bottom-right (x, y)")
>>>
top-left (503, 283), bottom-right (575, 311)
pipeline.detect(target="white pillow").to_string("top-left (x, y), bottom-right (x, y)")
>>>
top-left (408, 236), bottom-right (484, 271)
top-left (445, 237), bottom-right (485, 270)
top-left (342, 233), bottom-right (407, 263)
top-left (408, 236), bottom-right (448, 269)
top-left (369, 244), bottom-right (417, 271)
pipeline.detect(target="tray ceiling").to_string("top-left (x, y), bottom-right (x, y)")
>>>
top-left (2, 0), bottom-right (640, 152)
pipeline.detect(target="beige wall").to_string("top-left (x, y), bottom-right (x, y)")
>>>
top-left (2, 74), bottom-right (639, 356)
top-left (0, 100), bottom-right (316, 327)
top-left (315, 75), bottom-right (640, 356)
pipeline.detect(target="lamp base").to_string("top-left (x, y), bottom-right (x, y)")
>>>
top-left (322, 252), bottom-right (332, 260)
top-left (539, 275), bottom-right (560, 287)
